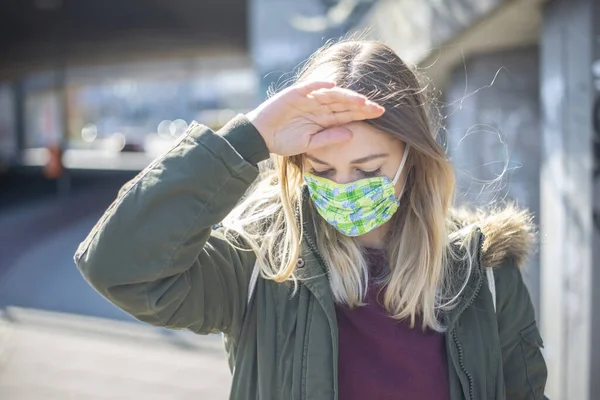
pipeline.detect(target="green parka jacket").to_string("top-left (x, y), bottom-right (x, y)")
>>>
top-left (75, 115), bottom-right (548, 400)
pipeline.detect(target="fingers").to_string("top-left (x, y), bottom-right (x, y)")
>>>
top-left (307, 126), bottom-right (353, 151)
top-left (292, 83), bottom-right (384, 116)
top-left (310, 103), bottom-right (385, 128)
top-left (290, 81), bottom-right (386, 130)
top-left (308, 87), bottom-right (368, 106)
top-left (307, 87), bottom-right (385, 117)
top-left (295, 81), bottom-right (336, 96)
top-left (325, 108), bottom-right (385, 126)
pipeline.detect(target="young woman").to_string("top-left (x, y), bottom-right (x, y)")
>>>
top-left (75, 40), bottom-right (548, 399)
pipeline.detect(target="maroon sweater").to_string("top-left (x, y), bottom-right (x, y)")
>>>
top-left (336, 248), bottom-right (450, 400)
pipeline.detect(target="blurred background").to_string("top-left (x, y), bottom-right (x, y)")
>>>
top-left (0, 0), bottom-right (597, 399)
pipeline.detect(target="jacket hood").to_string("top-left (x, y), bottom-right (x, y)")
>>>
top-left (448, 204), bottom-right (537, 270)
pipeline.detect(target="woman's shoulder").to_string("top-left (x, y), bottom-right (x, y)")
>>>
top-left (446, 204), bottom-right (538, 319)
top-left (447, 203), bottom-right (537, 271)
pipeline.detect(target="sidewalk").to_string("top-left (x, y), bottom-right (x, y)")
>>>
top-left (0, 307), bottom-right (232, 399)
top-left (0, 179), bottom-right (120, 278)
top-left (0, 178), bottom-right (234, 399)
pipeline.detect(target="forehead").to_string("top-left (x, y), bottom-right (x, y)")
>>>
top-left (305, 122), bottom-right (400, 162)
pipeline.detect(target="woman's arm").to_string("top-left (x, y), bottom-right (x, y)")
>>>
top-left (74, 115), bottom-right (268, 335)
top-left (74, 81), bottom-right (384, 336)
top-left (495, 261), bottom-right (549, 399)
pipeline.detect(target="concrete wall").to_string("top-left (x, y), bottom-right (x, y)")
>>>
top-left (444, 46), bottom-right (542, 315)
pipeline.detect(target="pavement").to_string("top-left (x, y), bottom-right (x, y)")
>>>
top-left (0, 307), bottom-right (231, 400)
top-left (0, 180), bottom-right (233, 399)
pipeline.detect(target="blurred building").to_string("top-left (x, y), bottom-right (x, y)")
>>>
top-left (1, 56), bottom-right (257, 171)
top-left (0, 0), bottom-right (253, 172)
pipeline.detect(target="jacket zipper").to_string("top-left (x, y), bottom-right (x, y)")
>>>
top-left (295, 192), bottom-right (331, 280)
top-left (296, 198), bottom-right (339, 400)
top-left (302, 225), bottom-right (339, 397)
top-left (452, 329), bottom-right (474, 400)
top-left (303, 231), bottom-right (330, 278)
top-left (451, 230), bottom-right (485, 400)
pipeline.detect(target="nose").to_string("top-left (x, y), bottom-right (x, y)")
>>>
top-left (333, 171), bottom-right (355, 185)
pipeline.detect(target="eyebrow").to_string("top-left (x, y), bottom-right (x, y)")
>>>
top-left (305, 153), bottom-right (389, 165)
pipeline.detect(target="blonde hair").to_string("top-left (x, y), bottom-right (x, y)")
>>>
top-left (223, 40), bottom-right (474, 332)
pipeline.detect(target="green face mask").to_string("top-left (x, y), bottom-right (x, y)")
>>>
top-left (303, 146), bottom-right (410, 237)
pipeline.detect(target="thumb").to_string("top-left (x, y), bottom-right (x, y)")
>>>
top-left (307, 126), bottom-right (353, 151)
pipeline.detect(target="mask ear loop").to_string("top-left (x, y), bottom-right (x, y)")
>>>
top-left (392, 144), bottom-right (410, 201)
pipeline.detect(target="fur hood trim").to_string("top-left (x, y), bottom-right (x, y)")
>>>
top-left (449, 204), bottom-right (537, 269)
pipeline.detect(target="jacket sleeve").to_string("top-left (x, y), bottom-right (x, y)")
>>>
top-left (495, 261), bottom-right (549, 400)
top-left (74, 115), bottom-right (270, 336)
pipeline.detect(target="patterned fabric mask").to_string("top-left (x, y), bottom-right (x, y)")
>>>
top-left (303, 146), bottom-right (410, 236)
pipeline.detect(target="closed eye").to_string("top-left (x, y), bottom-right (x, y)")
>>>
top-left (309, 168), bottom-right (382, 179)
top-left (359, 168), bottom-right (382, 178)
top-left (310, 168), bottom-right (334, 178)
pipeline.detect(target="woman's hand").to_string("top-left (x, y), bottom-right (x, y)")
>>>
top-left (246, 81), bottom-right (385, 156)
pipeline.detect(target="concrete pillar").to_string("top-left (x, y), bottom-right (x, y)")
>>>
top-left (540, 0), bottom-right (598, 399)
top-left (444, 46), bottom-right (542, 315)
